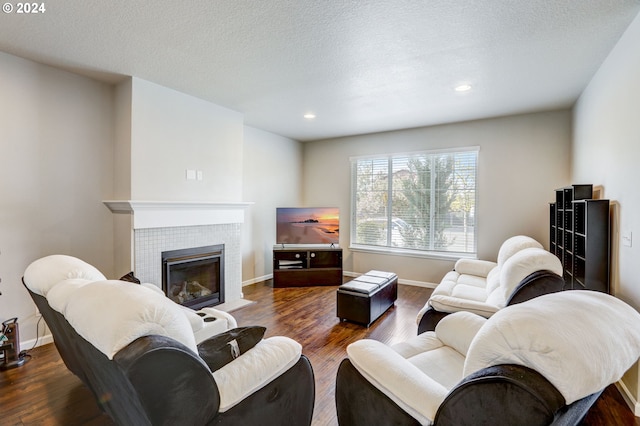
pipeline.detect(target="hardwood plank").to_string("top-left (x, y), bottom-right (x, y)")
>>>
top-left (235, 282), bottom-right (429, 426)
top-left (582, 383), bottom-right (640, 426)
top-left (1, 280), bottom-right (638, 425)
top-left (0, 343), bottom-right (112, 425)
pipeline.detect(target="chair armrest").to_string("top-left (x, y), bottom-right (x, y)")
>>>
top-left (435, 364), bottom-right (565, 426)
top-left (193, 307), bottom-right (238, 344)
top-left (199, 307), bottom-right (238, 329)
top-left (212, 336), bottom-right (302, 412)
top-left (346, 339), bottom-right (448, 424)
top-left (454, 259), bottom-right (497, 277)
top-left (215, 355), bottom-right (315, 425)
top-left (428, 295), bottom-right (499, 318)
top-left (417, 306), bottom-right (451, 334)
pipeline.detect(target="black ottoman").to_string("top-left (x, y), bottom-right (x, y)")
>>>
top-left (337, 270), bottom-right (398, 326)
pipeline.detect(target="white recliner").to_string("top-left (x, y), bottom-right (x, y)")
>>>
top-left (23, 254), bottom-right (237, 343)
top-left (337, 291), bottom-right (640, 426)
top-left (416, 235), bottom-right (564, 333)
top-left (22, 254), bottom-right (316, 425)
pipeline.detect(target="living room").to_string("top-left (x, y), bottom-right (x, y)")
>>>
top-left (1, 2), bottom-right (640, 424)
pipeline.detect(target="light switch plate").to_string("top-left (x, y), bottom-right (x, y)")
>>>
top-left (622, 231), bottom-right (632, 247)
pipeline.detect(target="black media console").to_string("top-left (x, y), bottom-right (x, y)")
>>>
top-left (273, 247), bottom-right (343, 287)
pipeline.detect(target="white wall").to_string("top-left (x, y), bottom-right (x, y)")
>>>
top-left (130, 78), bottom-right (244, 201)
top-left (573, 12), bottom-right (640, 308)
top-left (303, 111), bottom-right (572, 284)
top-left (573, 12), bottom-right (640, 406)
top-left (0, 52), bottom-right (115, 345)
top-left (242, 126), bottom-right (303, 283)
top-left (113, 79), bottom-right (133, 275)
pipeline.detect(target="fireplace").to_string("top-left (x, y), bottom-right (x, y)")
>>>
top-left (162, 244), bottom-right (225, 310)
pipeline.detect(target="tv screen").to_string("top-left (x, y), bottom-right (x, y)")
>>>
top-left (276, 207), bottom-right (339, 245)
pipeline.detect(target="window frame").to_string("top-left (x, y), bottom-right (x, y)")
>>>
top-left (349, 146), bottom-right (479, 260)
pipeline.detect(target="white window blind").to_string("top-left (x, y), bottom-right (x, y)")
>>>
top-left (350, 148), bottom-right (478, 256)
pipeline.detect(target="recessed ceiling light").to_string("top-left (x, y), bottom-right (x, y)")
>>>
top-left (303, 113), bottom-right (316, 119)
top-left (455, 84), bottom-right (472, 92)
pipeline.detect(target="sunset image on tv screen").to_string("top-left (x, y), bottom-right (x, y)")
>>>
top-left (276, 207), bottom-right (339, 244)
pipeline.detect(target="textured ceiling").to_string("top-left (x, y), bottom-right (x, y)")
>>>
top-left (0, 1), bottom-right (639, 141)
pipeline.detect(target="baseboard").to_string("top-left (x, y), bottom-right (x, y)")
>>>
top-left (242, 271), bottom-right (438, 289)
top-left (616, 380), bottom-right (640, 417)
top-left (21, 333), bottom-right (54, 351)
top-left (242, 274), bottom-right (272, 286)
top-left (398, 278), bottom-right (438, 289)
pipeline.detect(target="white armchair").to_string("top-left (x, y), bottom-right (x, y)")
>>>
top-left (416, 236), bottom-right (564, 333)
top-left (23, 255), bottom-right (236, 343)
top-left (337, 291), bottom-right (640, 426)
top-left (23, 255), bottom-right (315, 425)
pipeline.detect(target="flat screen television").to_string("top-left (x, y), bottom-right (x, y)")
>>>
top-left (276, 207), bottom-right (339, 245)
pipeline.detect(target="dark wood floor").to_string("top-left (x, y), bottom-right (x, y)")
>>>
top-left (1, 280), bottom-right (638, 425)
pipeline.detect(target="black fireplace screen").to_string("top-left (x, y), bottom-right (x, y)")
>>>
top-left (162, 244), bottom-right (224, 310)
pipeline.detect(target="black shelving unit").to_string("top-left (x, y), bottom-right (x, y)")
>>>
top-left (549, 184), bottom-right (610, 293)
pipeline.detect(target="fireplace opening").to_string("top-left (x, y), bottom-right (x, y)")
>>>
top-left (162, 244), bottom-right (224, 310)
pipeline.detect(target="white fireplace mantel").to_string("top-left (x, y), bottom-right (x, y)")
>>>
top-left (103, 200), bottom-right (253, 229)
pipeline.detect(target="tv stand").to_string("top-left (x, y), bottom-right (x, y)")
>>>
top-left (273, 247), bottom-right (343, 287)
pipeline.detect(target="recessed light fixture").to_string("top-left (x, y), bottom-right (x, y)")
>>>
top-left (455, 84), bottom-right (472, 92)
top-left (303, 113), bottom-right (316, 119)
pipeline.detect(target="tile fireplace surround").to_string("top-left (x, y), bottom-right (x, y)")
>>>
top-left (103, 201), bottom-right (252, 304)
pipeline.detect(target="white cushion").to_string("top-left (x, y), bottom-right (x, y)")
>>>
top-left (454, 259), bottom-right (497, 277)
top-left (464, 291), bottom-right (640, 404)
top-left (392, 332), bottom-right (443, 358)
top-left (486, 247), bottom-right (562, 307)
top-left (62, 280), bottom-right (197, 359)
top-left (484, 267), bottom-right (501, 294)
top-left (23, 254), bottom-right (106, 296)
top-left (140, 282), bottom-right (164, 295)
top-left (136, 283), bottom-right (238, 341)
top-left (46, 278), bottom-right (93, 314)
top-left (496, 235), bottom-right (542, 267)
top-left (428, 295), bottom-right (500, 317)
top-left (213, 336), bottom-right (301, 411)
top-left (431, 272), bottom-right (458, 296)
top-left (406, 346), bottom-right (465, 390)
top-left (435, 311), bottom-right (486, 356)
top-left (450, 284), bottom-right (487, 302)
top-left (455, 273), bottom-right (488, 288)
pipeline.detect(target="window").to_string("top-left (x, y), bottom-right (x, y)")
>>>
top-left (350, 147), bottom-right (478, 257)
